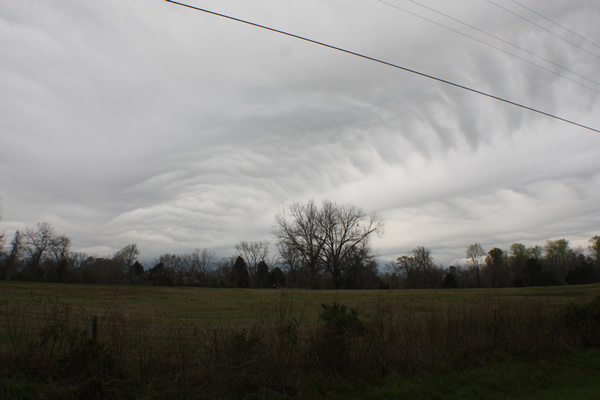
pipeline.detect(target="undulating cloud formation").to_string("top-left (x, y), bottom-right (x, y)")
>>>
top-left (1, 0), bottom-right (599, 265)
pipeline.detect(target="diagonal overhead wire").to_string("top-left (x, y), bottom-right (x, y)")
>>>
top-left (406, 0), bottom-right (600, 89)
top-left (487, 0), bottom-right (600, 60)
top-left (164, 0), bottom-right (600, 134)
top-left (379, 0), bottom-right (600, 94)
top-left (511, 0), bottom-right (600, 51)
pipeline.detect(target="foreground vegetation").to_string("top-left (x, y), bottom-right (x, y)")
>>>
top-left (1, 282), bottom-right (599, 399)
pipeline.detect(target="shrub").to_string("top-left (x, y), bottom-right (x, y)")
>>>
top-left (319, 303), bottom-right (364, 337)
top-left (309, 303), bottom-right (365, 374)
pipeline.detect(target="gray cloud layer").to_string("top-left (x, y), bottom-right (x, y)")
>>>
top-left (1, 0), bottom-right (599, 265)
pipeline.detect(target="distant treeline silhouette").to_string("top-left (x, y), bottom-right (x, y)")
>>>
top-left (1, 201), bottom-right (599, 288)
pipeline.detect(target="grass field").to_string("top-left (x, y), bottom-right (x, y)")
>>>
top-left (2, 281), bottom-right (598, 325)
top-left (1, 282), bottom-right (599, 399)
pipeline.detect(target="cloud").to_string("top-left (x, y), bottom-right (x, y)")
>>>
top-left (1, 0), bottom-right (599, 266)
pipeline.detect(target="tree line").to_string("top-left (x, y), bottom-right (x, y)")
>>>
top-left (1, 200), bottom-right (599, 289)
top-left (383, 238), bottom-right (600, 289)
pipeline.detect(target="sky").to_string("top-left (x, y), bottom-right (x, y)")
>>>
top-left (1, 0), bottom-right (599, 267)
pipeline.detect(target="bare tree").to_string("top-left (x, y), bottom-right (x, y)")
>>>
top-left (509, 243), bottom-right (529, 262)
top-left (588, 236), bottom-right (600, 264)
top-left (397, 246), bottom-right (439, 288)
top-left (156, 253), bottom-right (185, 285)
top-left (274, 200), bottom-right (327, 288)
top-left (235, 240), bottom-right (269, 287)
top-left (410, 246), bottom-right (435, 272)
top-left (276, 240), bottom-right (304, 287)
top-left (528, 245), bottom-right (543, 260)
top-left (508, 243), bottom-right (530, 286)
top-left (274, 200), bottom-right (383, 289)
top-left (466, 243), bottom-right (485, 287)
top-left (114, 243), bottom-right (140, 283)
top-left (319, 201), bottom-right (383, 288)
top-left (23, 222), bottom-right (56, 269)
top-left (51, 235), bottom-right (71, 281)
top-left (212, 256), bottom-right (235, 287)
top-left (69, 252), bottom-right (89, 270)
top-left (183, 248), bottom-right (216, 285)
top-left (343, 242), bottom-right (380, 289)
top-left (382, 260), bottom-right (401, 288)
top-left (544, 239), bottom-right (572, 282)
top-left (484, 247), bottom-right (509, 287)
top-left (50, 235), bottom-right (71, 263)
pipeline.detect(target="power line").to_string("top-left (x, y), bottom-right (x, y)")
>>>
top-left (405, 0), bottom-right (600, 90)
top-left (487, 0), bottom-right (600, 60)
top-left (511, 0), bottom-right (600, 51)
top-left (379, 0), bottom-right (600, 94)
top-left (164, 0), bottom-right (600, 134)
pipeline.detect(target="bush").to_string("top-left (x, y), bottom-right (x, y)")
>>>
top-left (319, 303), bottom-right (364, 337)
top-left (309, 303), bottom-right (365, 374)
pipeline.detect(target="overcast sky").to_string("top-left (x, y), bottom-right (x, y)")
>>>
top-left (1, 0), bottom-right (599, 266)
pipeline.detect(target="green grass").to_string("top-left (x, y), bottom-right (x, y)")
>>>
top-left (359, 349), bottom-right (600, 400)
top-left (2, 281), bottom-right (598, 326)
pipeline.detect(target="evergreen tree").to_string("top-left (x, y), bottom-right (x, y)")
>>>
top-left (148, 262), bottom-right (172, 286)
top-left (130, 260), bottom-right (145, 284)
top-left (269, 266), bottom-right (286, 288)
top-left (255, 260), bottom-right (270, 288)
top-left (231, 256), bottom-right (250, 288)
